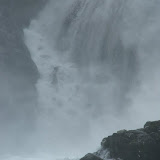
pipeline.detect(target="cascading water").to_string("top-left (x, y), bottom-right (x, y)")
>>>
top-left (9, 0), bottom-right (160, 159)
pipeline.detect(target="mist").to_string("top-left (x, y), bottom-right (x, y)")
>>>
top-left (1, 0), bottom-right (160, 159)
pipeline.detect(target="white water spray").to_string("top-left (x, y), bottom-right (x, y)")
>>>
top-left (22, 0), bottom-right (160, 159)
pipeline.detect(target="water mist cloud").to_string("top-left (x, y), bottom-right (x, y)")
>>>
top-left (23, 0), bottom-right (160, 158)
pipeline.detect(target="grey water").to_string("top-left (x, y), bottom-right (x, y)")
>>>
top-left (2, 0), bottom-right (160, 159)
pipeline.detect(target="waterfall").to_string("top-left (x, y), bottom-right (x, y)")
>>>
top-left (22, 0), bottom-right (160, 158)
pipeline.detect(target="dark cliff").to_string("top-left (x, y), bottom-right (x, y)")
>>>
top-left (0, 0), bottom-right (47, 153)
top-left (81, 120), bottom-right (160, 160)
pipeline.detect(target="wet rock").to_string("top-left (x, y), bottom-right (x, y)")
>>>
top-left (101, 120), bottom-right (160, 160)
top-left (81, 120), bottom-right (160, 160)
top-left (80, 153), bottom-right (103, 160)
top-left (144, 120), bottom-right (160, 134)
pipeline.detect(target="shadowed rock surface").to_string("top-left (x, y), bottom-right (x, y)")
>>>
top-left (81, 120), bottom-right (160, 160)
top-left (80, 153), bottom-right (103, 160)
top-left (0, 0), bottom-right (47, 153)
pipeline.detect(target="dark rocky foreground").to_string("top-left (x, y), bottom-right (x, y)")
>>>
top-left (0, 0), bottom-right (47, 153)
top-left (81, 120), bottom-right (160, 160)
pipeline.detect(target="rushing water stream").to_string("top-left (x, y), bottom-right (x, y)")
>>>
top-left (10, 0), bottom-right (160, 159)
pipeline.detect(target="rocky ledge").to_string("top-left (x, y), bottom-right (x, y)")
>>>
top-left (81, 120), bottom-right (160, 160)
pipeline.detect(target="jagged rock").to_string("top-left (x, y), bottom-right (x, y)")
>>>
top-left (101, 120), bottom-right (160, 160)
top-left (81, 120), bottom-right (160, 160)
top-left (144, 120), bottom-right (160, 134)
top-left (117, 129), bottom-right (127, 134)
top-left (80, 153), bottom-right (103, 160)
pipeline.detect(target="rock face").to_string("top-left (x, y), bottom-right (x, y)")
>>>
top-left (102, 120), bottom-right (160, 160)
top-left (81, 120), bottom-right (160, 160)
top-left (80, 153), bottom-right (103, 160)
top-left (0, 0), bottom-right (47, 153)
top-left (0, 0), bottom-right (47, 28)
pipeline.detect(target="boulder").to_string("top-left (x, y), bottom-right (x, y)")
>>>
top-left (81, 120), bottom-right (160, 160)
top-left (101, 120), bottom-right (160, 160)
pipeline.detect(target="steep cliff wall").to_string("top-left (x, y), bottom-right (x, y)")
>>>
top-left (0, 0), bottom-right (47, 153)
